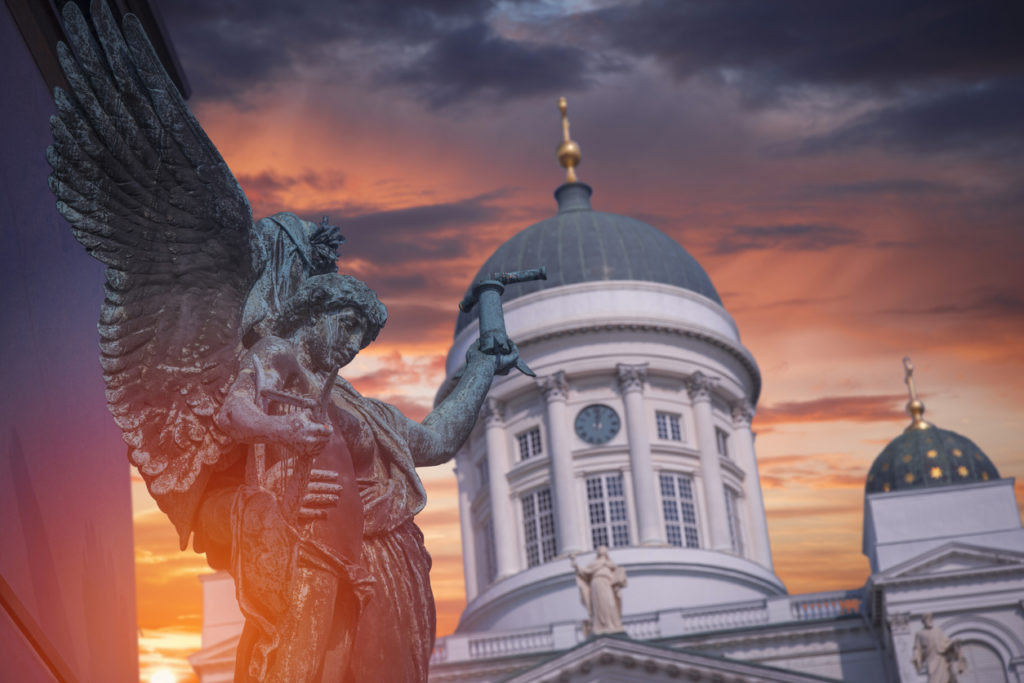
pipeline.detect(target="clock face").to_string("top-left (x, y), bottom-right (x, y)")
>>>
top-left (575, 404), bottom-right (621, 445)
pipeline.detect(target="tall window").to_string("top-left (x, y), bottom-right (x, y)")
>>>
top-left (659, 472), bottom-right (700, 548)
top-left (715, 427), bottom-right (730, 457)
top-left (476, 458), bottom-right (489, 488)
top-left (480, 517), bottom-right (497, 585)
top-left (517, 427), bottom-right (543, 461)
top-left (724, 487), bottom-right (744, 555)
top-left (656, 411), bottom-right (682, 441)
top-left (586, 473), bottom-right (630, 549)
top-left (522, 488), bottom-right (557, 567)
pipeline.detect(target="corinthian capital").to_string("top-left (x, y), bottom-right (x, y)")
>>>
top-left (731, 401), bottom-right (755, 428)
top-left (537, 371), bottom-right (569, 402)
top-left (616, 363), bottom-right (648, 394)
top-left (483, 397), bottom-right (504, 427)
top-left (685, 371), bottom-right (718, 401)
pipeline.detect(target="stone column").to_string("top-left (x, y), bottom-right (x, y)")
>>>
top-left (538, 371), bottom-right (586, 554)
top-left (454, 463), bottom-right (479, 600)
top-left (731, 401), bottom-right (773, 568)
top-left (687, 371), bottom-right (732, 552)
top-left (483, 398), bottom-right (518, 578)
top-left (617, 363), bottom-right (664, 545)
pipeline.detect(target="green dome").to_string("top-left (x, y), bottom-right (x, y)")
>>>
top-left (866, 425), bottom-right (1000, 494)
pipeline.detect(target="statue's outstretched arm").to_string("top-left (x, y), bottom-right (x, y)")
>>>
top-left (407, 342), bottom-right (509, 466)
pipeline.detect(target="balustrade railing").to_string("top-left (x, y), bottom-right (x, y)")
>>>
top-left (789, 590), bottom-right (863, 621)
top-left (467, 628), bottom-right (554, 658)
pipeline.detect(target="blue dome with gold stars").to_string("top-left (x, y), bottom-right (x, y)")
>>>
top-left (865, 424), bottom-right (1001, 494)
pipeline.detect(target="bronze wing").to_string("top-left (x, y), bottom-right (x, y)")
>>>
top-left (47, 0), bottom-right (255, 549)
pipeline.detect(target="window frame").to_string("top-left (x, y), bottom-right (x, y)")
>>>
top-left (585, 472), bottom-right (631, 550)
top-left (659, 471), bottom-right (701, 549)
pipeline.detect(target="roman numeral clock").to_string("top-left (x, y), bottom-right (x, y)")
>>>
top-left (575, 404), bottom-right (621, 445)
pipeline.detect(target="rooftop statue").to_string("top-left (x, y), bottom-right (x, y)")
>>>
top-left (570, 547), bottom-right (628, 637)
top-left (912, 613), bottom-right (967, 683)
top-left (45, 2), bottom-right (537, 680)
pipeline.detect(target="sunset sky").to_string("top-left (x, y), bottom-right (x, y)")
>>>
top-left (129, 1), bottom-right (1024, 681)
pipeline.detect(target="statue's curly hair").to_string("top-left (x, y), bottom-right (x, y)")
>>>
top-left (274, 274), bottom-right (387, 348)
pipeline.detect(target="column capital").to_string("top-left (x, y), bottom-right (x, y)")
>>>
top-left (616, 363), bottom-right (648, 394)
top-left (731, 400), bottom-right (755, 428)
top-left (538, 371), bottom-right (569, 403)
top-left (483, 397), bottom-right (504, 426)
top-left (686, 371), bottom-right (718, 402)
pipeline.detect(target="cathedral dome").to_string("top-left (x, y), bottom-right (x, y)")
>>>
top-left (453, 183), bottom-right (722, 335)
top-left (865, 424), bottom-right (1000, 494)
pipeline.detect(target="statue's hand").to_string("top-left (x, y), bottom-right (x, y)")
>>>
top-left (467, 338), bottom-right (522, 376)
top-left (298, 469), bottom-right (343, 521)
top-left (286, 412), bottom-right (332, 457)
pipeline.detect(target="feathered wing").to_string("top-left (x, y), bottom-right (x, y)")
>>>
top-left (47, 0), bottom-right (254, 548)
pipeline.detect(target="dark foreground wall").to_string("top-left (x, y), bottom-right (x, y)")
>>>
top-left (0, 4), bottom-right (138, 680)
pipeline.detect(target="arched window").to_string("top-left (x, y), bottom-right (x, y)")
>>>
top-left (956, 641), bottom-right (1007, 683)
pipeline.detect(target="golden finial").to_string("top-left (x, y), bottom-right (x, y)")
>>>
top-left (902, 356), bottom-right (930, 431)
top-left (556, 97), bottom-right (581, 183)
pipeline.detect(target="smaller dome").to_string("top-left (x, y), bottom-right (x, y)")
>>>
top-left (866, 425), bottom-right (1000, 494)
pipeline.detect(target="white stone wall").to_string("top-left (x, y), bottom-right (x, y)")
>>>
top-left (448, 280), bottom-right (780, 632)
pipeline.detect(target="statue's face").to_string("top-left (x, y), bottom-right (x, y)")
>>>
top-left (922, 614), bottom-right (933, 628)
top-left (309, 306), bottom-right (367, 370)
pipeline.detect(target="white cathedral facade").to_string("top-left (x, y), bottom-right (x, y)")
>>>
top-left (191, 179), bottom-right (1024, 683)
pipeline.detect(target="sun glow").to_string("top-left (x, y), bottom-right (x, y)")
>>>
top-left (150, 669), bottom-right (177, 683)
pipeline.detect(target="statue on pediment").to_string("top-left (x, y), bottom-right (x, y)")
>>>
top-left (571, 547), bottom-right (628, 636)
top-left (912, 613), bottom-right (967, 683)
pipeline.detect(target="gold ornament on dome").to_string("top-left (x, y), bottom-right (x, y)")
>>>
top-left (926, 449), bottom-right (937, 459)
top-left (953, 448), bottom-right (962, 457)
top-left (957, 466), bottom-right (968, 477)
top-left (930, 467), bottom-right (942, 479)
top-left (902, 357), bottom-right (930, 431)
top-left (905, 472), bottom-right (915, 483)
top-left (556, 97), bottom-right (581, 183)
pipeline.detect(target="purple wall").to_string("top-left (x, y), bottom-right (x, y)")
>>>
top-left (0, 4), bottom-right (138, 680)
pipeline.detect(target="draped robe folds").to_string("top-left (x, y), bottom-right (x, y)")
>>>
top-left (224, 375), bottom-right (435, 682)
top-left (913, 624), bottom-right (964, 683)
top-left (575, 557), bottom-right (627, 635)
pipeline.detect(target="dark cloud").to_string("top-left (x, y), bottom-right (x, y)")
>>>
top-left (796, 178), bottom-right (955, 199)
top-left (388, 22), bottom-right (590, 108)
top-left (793, 79), bottom-right (1024, 157)
top-left (301, 191), bottom-right (506, 265)
top-left (586, 0), bottom-right (1024, 96)
top-left (712, 224), bottom-right (863, 255)
top-left (237, 169), bottom-right (347, 213)
top-left (154, 0), bottom-right (588, 106)
top-left (755, 394), bottom-right (908, 426)
top-left (883, 289), bottom-right (1024, 318)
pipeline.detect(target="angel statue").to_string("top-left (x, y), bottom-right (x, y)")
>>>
top-left (46, 3), bottom-right (521, 681)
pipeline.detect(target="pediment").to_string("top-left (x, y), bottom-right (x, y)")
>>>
top-left (876, 542), bottom-right (1024, 584)
top-left (502, 635), bottom-right (840, 683)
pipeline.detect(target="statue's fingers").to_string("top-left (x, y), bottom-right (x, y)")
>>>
top-left (310, 469), bottom-right (339, 482)
top-left (307, 481), bottom-right (343, 495)
top-left (298, 508), bottom-right (328, 521)
top-left (303, 493), bottom-right (340, 508)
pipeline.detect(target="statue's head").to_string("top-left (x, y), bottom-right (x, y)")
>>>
top-left (922, 613), bottom-right (934, 628)
top-left (597, 545), bottom-right (609, 558)
top-left (275, 273), bottom-right (387, 351)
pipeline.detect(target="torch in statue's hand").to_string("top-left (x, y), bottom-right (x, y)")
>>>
top-left (459, 267), bottom-right (546, 376)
